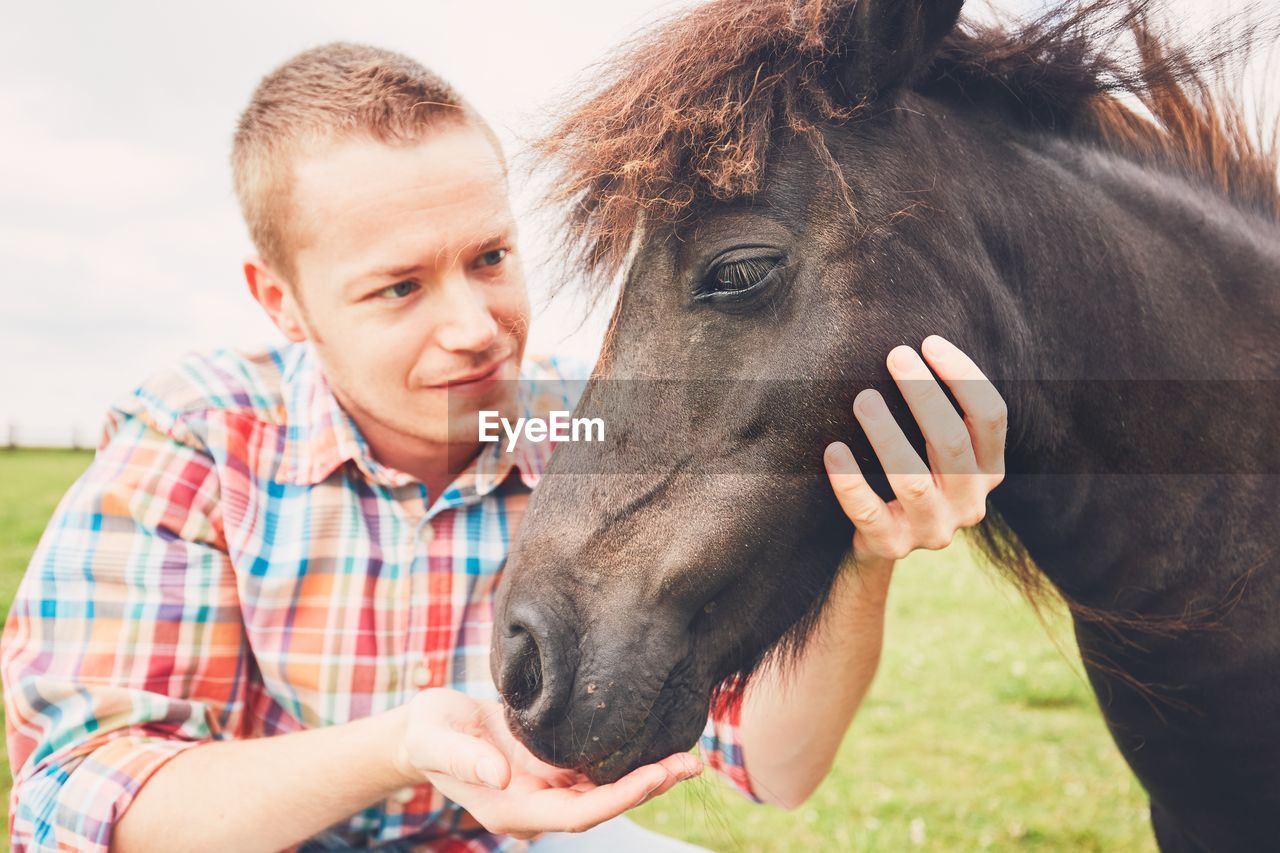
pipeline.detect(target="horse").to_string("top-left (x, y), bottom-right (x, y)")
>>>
top-left (489, 0), bottom-right (1280, 848)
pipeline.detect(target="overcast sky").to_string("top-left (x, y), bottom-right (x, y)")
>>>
top-left (0, 0), bottom-right (1269, 446)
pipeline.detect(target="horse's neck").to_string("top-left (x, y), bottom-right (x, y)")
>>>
top-left (974, 134), bottom-right (1280, 603)
top-left (1001, 137), bottom-right (1280, 378)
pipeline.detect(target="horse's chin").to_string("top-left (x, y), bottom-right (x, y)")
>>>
top-left (577, 700), bottom-right (708, 784)
top-left (582, 739), bottom-right (662, 785)
top-left (504, 681), bottom-right (712, 785)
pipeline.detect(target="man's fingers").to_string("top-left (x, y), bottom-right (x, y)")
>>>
top-left (585, 763), bottom-right (672, 812)
top-left (824, 441), bottom-right (903, 556)
top-left (630, 752), bottom-right (702, 804)
top-left (513, 764), bottom-right (670, 834)
top-left (823, 340), bottom-right (1007, 562)
top-left (655, 752), bottom-right (703, 778)
top-left (441, 756), bottom-right (696, 837)
top-left (887, 345), bottom-right (979, 478)
top-left (421, 730), bottom-right (510, 789)
top-left (920, 335), bottom-right (1007, 477)
top-left (888, 344), bottom-right (988, 516)
top-left (637, 775), bottom-right (681, 804)
top-left (852, 390), bottom-right (944, 532)
top-left (651, 752), bottom-right (702, 792)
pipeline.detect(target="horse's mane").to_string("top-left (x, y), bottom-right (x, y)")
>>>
top-left (537, 0), bottom-right (1280, 296)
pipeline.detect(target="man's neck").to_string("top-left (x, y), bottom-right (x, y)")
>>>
top-left (330, 387), bottom-right (481, 503)
top-left (369, 422), bottom-right (483, 503)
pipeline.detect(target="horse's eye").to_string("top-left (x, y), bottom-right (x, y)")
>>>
top-left (696, 255), bottom-right (785, 301)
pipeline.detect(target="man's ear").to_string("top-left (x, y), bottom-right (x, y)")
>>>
top-left (832, 0), bottom-right (964, 103)
top-left (244, 256), bottom-right (308, 343)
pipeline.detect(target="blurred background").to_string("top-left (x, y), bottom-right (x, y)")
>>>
top-left (0, 0), bottom-right (1271, 446)
top-left (1, 0), bottom-right (1275, 849)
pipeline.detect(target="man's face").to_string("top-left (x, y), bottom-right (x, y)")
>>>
top-left (286, 123), bottom-right (529, 450)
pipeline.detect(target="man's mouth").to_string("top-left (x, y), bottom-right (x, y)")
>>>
top-left (428, 355), bottom-right (511, 393)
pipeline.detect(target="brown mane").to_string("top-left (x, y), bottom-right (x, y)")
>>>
top-left (536, 0), bottom-right (1279, 296)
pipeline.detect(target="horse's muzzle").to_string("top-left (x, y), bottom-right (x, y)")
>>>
top-left (492, 596), bottom-right (710, 782)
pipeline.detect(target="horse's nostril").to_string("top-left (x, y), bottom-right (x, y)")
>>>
top-left (496, 605), bottom-right (573, 728)
top-left (503, 628), bottom-right (544, 712)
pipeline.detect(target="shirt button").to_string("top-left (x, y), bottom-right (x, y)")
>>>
top-left (412, 662), bottom-right (432, 689)
top-left (419, 523), bottom-right (434, 543)
top-left (394, 786), bottom-right (416, 804)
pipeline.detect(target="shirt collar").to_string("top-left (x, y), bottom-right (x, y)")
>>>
top-left (275, 342), bottom-right (548, 495)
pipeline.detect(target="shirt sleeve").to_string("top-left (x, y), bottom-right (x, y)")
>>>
top-left (2, 399), bottom-right (252, 852)
top-left (697, 675), bottom-right (762, 803)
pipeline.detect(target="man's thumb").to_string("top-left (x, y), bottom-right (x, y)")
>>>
top-left (432, 733), bottom-right (510, 789)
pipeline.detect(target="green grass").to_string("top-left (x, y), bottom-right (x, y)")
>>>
top-left (0, 449), bottom-right (1155, 850)
top-left (0, 449), bottom-right (91, 625)
top-left (633, 548), bottom-right (1156, 851)
top-left (1, 448), bottom-right (97, 853)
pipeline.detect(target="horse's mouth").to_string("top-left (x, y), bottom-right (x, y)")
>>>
top-left (503, 701), bottom-right (665, 784)
top-left (580, 651), bottom-right (713, 781)
top-left (579, 691), bottom-right (695, 784)
top-left (581, 722), bottom-right (659, 783)
top-left (505, 653), bottom-right (711, 784)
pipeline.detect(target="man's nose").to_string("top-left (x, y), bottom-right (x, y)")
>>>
top-left (436, 276), bottom-right (500, 353)
top-left (494, 602), bottom-right (577, 731)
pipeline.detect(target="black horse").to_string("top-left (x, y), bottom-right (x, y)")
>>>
top-left (491, 1), bottom-right (1280, 848)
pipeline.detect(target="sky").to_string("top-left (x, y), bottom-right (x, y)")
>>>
top-left (0, 0), bottom-right (1271, 446)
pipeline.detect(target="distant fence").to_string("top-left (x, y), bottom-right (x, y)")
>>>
top-left (3, 421), bottom-right (99, 451)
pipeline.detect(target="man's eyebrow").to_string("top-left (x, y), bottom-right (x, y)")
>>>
top-left (352, 222), bottom-right (517, 289)
top-left (468, 225), bottom-right (516, 252)
top-left (344, 262), bottom-right (425, 299)
top-left (440, 225), bottom-right (517, 266)
top-left (363, 261), bottom-right (425, 281)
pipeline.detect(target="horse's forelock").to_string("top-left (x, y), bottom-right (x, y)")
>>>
top-left (535, 0), bottom-right (865, 302)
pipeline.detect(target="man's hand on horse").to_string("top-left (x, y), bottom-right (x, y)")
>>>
top-left (392, 688), bottom-right (701, 840)
top-left (823, 334), bottom-right (1008, 562)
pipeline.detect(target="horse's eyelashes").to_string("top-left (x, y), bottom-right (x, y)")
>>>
top-left (715, 257), bottom-right (774, 289)
top-left (697, 255), bottom-right (785, 302)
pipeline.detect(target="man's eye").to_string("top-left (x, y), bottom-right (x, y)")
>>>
top-left (477, 248), bottom-right (509, 268)
top-left (376, 280), bottom-right (420, 299)
top-left (696, 255), bottom-right (784, 300)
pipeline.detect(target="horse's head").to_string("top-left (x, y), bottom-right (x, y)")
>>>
top-left (492, 0), bottom-right (1012, 782)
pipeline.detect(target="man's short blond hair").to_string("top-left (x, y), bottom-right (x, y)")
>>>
top-left (232, 42), bottom-right (495, 283)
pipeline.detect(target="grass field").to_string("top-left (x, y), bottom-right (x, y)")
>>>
top-left (0, 448), bottom-right (1155, 851)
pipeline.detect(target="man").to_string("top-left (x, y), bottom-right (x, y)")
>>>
top-left (2, 43), bottom-right (1006, 851)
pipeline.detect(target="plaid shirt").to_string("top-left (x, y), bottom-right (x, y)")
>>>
top-left (2, 341), bottom-right (755, 852)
